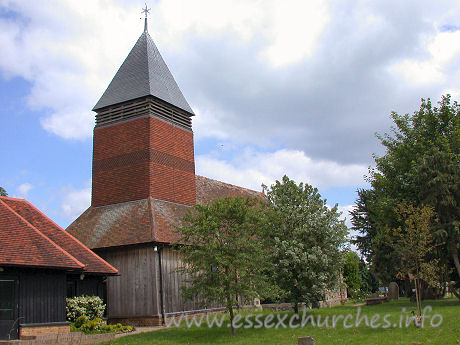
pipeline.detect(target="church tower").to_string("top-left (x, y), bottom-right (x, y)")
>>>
top-left (67, 10), bottom-right (263, 324)
top-left (91, 16), bottom-right (195, 207)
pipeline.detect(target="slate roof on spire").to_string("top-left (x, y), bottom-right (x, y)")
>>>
top-left (93, 31), bottom-right (194, 114)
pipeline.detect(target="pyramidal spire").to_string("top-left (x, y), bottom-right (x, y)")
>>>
top-left (93, 6), bottom-right (194, 115)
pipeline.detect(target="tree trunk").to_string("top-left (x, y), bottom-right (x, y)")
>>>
top-left (450, 243), bottom-right (460, 300)
top-left (451, 242), bottom-right (460, 280)
top-left (227, 297), bottom-right (235, 336)
top-left (414, 278), bottom-right (422, 320)
top-left (404, 279), bottom-right (412, 298)
top-left (293, 300), bottom-right (299, 314)
top-left (450, 283), bottom-right (460, 299)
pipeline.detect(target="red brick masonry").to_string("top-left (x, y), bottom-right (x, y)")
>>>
top-left (92, 116), bottom-right (196, 207)
top-left (19, 324), bottom-right (70, 338)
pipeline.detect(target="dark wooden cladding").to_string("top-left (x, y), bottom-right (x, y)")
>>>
top-left (66, 275), bottom-right (105, 299)
top-left (18, 271), bottom-right (67, 324)
top-left (98, 245), bottom-right (160, 318)
top-left (161, 247), bottom-right (221, 314)
top-left (0, 269), bottom-right (68, 325)
top-left (97, 244), bottom-right (222, 320)
top-left (95, 97), bottom-right (193, 130)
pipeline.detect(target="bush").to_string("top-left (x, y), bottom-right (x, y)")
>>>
top-left (80, 318), bottom-right (102, 332)
top-left (74, 315), bottom-right (88, 328)
top-left (66, 295), bottom-right (106, 322)
top-left (70, 318), bottom-right (133, 334)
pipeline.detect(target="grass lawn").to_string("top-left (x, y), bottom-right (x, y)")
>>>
top-left (98, 298), bottom-right (459, 345)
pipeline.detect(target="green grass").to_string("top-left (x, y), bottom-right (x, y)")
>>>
top-left (99, 298), bottom-right (459, 345)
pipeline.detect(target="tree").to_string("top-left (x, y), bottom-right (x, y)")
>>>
top-left (388, 203), bottom-right (440, 321)
top-left (0, 187), bottom-right (7, 196)
top-left (343, 251), bottom-right (362, 298)
top-left (358, 258), bottom-right (378, 294)
top-left (264, 175), bottom-right (348, 313)
top-left (176, 196), bottom-right (274, 336)
top-left (352, 95), bottom-right (460, 295)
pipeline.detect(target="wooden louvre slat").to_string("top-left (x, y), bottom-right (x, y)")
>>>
top-left (96, 97), bottom-right (192, 130)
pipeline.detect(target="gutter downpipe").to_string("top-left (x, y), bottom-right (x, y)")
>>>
top-left (154, 245), bottom-right (166, 324)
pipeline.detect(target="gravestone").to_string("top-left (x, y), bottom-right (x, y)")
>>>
top-left (253, 298), bottom-right (262, 311)
top-left (298, 336), bottom-right (315, 345)
top-left (388, 282), bottom-right (399, 300)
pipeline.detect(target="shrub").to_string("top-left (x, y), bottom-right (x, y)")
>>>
top-left (80, 318), bottom-right (102, 332)
top-left (70, 318), bottom-right (133, 334)
top-left (74, 315), bottom-right (88, 328)
top-left (66, 295), bottom-right (106, 322)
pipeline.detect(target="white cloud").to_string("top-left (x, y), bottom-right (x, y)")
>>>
top-left (0, 0), bottom-right (459, 167)
top-left (196, 148), bottom-right (367, 192)
top-left (388, 27), bottom-right (460, 87)
top-left (61, 181), bottom-right (91, 220)
top-left (192, 106), bottom-right (230, 141)
top-left (0, 1), bottom-right (140, 140)
top-left (40, 107), bottom-right (94, 140)
top-left (0, 0), bottom-right (331, 140)
top-left (337, 204), bottom-right (354, 228)
top-left (17, 182), bottom-right (33, 197)
top-left (260, 0), bottom-right (330, 67)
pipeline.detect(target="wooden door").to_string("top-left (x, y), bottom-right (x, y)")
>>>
top-left (0, 277), bottom-right (18, 340)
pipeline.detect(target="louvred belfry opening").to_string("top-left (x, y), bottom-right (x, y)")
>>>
top-left (91, 29), bottom-right (196, 207)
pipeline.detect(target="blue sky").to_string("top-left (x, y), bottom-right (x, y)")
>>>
top-left (1, 0), bottom-right (459, 236)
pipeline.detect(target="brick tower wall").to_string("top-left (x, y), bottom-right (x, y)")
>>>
top-left (92, 116), bottom-right (196, 207)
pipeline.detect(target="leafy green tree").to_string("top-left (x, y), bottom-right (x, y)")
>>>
top-left (343, 251), bottom-right (362, 298)
top-left (352, 95), bottom-right (460, 292)
top-left (358, 258), bottom-right (378, 294)
top-left (388, 203), bottom-right (440, 320)
top-left (176, 196), bottom-right (274, 336)
top-left (351, 189), bottom-right (401, 284)
top-left (264, 175), bottom-right (348, 313)
top-left (0, 187), bottom-right (7, 196)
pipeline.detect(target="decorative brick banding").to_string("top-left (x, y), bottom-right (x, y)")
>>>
top-left (92, 115), bottom-right (196, 207)
top-left (93, 148), bottom-right (194, 174)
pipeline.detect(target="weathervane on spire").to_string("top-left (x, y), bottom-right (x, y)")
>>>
top-left (142, 3), bottom-right (151, 33)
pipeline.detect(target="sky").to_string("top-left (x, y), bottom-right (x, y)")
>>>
top-left (0, 0), bottom-right (459, 238)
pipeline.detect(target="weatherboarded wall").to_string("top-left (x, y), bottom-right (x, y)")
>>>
top-left (99, 244), bottom-right (160, 318)
top-left (98, 244), bottom-right (222, 321)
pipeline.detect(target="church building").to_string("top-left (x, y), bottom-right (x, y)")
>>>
top-left (67, 15), bottom-right (261, 326)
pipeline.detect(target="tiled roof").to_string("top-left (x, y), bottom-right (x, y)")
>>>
top-left (0, 197), bottom-right (117, 274)
top-left (195, 175), bottom-right (263, 203)
top-left (93, 31), bottom-right (194, 114)
top-left (67, 176), bottom-right (264, 249)
top-left (0, 198), bottom-right (83, 270)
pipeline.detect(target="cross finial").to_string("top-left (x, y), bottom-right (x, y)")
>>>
top-left (142, 3), bottom-right (151, 32)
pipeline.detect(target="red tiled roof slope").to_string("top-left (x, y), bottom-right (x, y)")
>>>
top-left (67, 175), bottom-right (265, 249)
top-left (0, 197), bottom-right (117, 274)
top-left (68, 198), bottom-right (153, 249)
top-left (0, 198), bottom-right (84, 270)
top-left (195, 175), bottom-right (263, 203)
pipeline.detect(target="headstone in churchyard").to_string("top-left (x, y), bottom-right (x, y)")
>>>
top-left (298, 336), bottom-right (315, 345)
top-left (388, 282), bottom-right (399, 300)
top-left (253, 298), bottom-right (262, 310)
